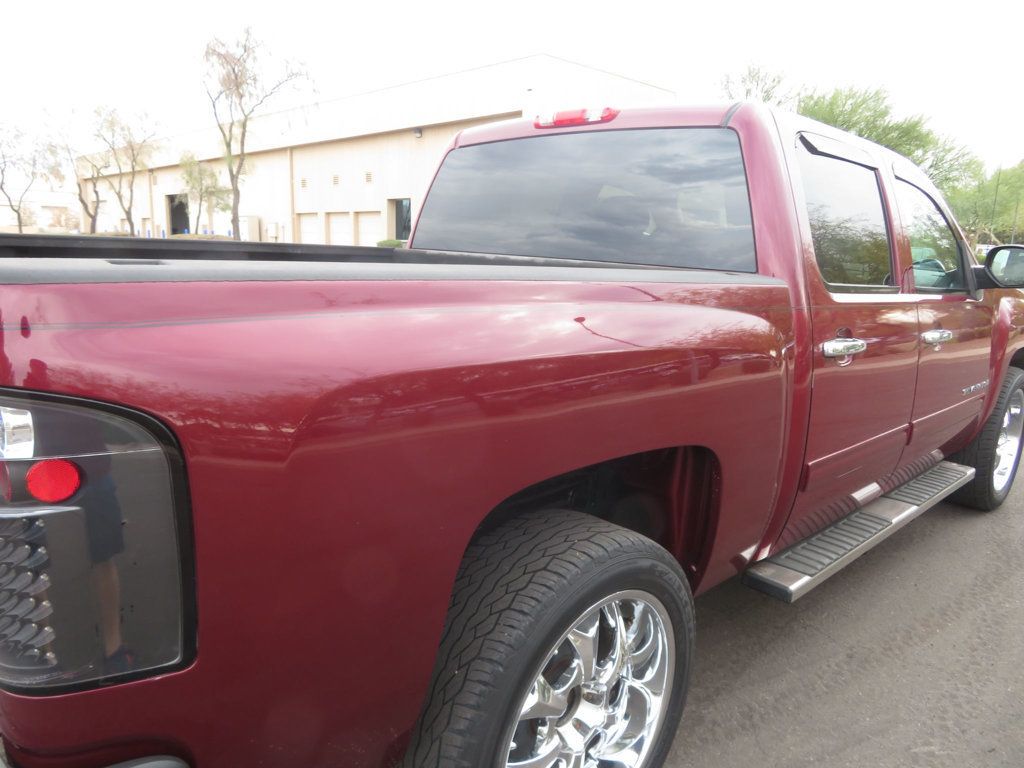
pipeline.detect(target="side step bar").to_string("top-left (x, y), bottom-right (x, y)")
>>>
top-left (744, 461), bottom-right (975, 602)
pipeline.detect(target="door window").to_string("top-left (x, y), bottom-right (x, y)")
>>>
top-left (893, 180), bottom-right (966, 292)
top-left (796, 138), bottom-right (894, 291)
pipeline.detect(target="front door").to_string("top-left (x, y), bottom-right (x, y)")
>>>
top-left (776, 133), bottom-right (920, 550)
top-left (890, 174), bottom-right (995, 467)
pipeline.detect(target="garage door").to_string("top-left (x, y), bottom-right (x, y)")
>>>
top-left (297, 213), bottom-right (323, 244)
top-left (327, 212), bottom-right (352, 245)
top-left (355, 211), bottom-right (384, 246)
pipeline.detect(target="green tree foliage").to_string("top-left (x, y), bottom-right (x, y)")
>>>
top-left (721, 70), bottom-right (984, 200)
top-left (948, 163), bottom-right (1024, 245)
top-left (798, 88), bottom-right (931, 158)
top-left (179, 152), bottom-right (231, 234)
top-left (796, 88), bottom-right (982, 198)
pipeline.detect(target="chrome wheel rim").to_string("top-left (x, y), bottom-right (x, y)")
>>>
top-left (503, 590), bottom-right (674, 768)
top-left (994, 390), bottom-right (1024, 493)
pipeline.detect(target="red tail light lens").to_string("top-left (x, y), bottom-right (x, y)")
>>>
top-left (25, 459), bottom-right (81, 503)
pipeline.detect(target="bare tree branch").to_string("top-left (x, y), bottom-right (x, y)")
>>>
top-left (94, 108), bottom-right (156, 236)
top-left (204, 27), bottom-right (305, 240)
top-left (45, 137), bottom-right (108, 234)
top-left (0, 129), bottom-right (42, 234)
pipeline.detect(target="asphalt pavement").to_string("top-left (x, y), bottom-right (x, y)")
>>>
top-left (665, 483), bottom-right (1024, 768)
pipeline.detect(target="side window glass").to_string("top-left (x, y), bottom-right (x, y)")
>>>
top-left (795, 138), bottom-right (894, 291)
top-left (893, 180), bottom-right (965, 292)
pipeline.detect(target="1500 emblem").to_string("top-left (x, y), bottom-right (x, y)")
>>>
top-left (962, 380), bottom-right (990, 395)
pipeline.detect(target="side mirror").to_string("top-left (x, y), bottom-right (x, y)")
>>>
top-left (985, 244), bottom-right (1024, 288)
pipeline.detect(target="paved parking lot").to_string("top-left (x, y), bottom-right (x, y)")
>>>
top-left (666, 484), bottom-right (1024, 768)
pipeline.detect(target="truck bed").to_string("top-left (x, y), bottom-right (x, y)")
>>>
top-left (0, 233), bottom-right (672, 270)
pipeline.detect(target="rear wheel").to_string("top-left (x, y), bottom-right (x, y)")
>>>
top-left (951, 366), bottom-right (1024, 510)
top-left (402, 509), bottom-right (695, 768)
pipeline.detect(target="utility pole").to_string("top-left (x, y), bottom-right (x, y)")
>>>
top-left (990, 168), bottom-right (1003, 242)
top-left (1013, 196), bottom-right (1020, 244)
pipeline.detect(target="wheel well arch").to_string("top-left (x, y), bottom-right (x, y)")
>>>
top-left (470, 445), bottom-right (721, 587)
top-left (1009, 347), bottom-right (1024, 373)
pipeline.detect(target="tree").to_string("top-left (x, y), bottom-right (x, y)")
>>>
top-left (948, 162), bottom-right (1024, 246)
top-left (797, 87), bottom-right (981, 197)
top-left (204, 28), bottom-right (303, 240)
top-left (45, 139), bottom-right (108, 234)
top-left (0, 128), bottom-right (42, 234)
top-left (916, 137), bottom-right (984, 195)
top-left (94, 108), bottom-right (155, 236)
top-left (722, 65), bottom-right (794, 107)
top-left (798, 88), bottom-right (933, 159)
top-left (179, 152), bottom-right (231, 233)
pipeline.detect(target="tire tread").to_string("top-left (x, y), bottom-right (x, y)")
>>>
top-left (401, 509), bottom-right (693, 768)
top-left (950, 366), bottom-right (1024, 510)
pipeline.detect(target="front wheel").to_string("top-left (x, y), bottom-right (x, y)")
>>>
top-left (402, 510), bottom-right (695, 768)
top-left (951, 366), bottom-right (1024, 510)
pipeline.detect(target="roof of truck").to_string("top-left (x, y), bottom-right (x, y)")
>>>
top-left (452, 104), bottom-right (743, 147)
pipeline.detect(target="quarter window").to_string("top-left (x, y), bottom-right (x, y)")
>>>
top-left (796, 138), bottom-right (893, 290)
top-left (893, 180), bottom-right (965, 291)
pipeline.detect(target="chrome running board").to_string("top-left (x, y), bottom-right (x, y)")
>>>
top-left (744, 461), bottom-right (975, 602)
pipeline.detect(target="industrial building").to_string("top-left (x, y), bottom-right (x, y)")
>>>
top-left (78, 55), bottom-right (674, 244)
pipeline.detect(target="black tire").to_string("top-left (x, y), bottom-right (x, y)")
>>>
top-left (950, 365), bottom-right (1024, 511)
top-left (402, 509), bottom-right (695, 768)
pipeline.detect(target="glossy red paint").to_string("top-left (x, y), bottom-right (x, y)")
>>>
top-left (0, 273), bottom-right (792, 768)
top-left (766, 109), bottom-right (1024, 551)
top-left (0, 105), bottom-right (1021, 768)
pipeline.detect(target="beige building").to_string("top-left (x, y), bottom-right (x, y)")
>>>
top-left (0, 184), bottom-right (79, 234)
top-left (81, 55), bottom-right (674, 244)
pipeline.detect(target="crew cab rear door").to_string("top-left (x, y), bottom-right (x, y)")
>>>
top-left (890, 169), bottom-right (994, 467)
top-left (778, 132), bottom-right (920, 548)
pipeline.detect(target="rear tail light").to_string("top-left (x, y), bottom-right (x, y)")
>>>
top-left (0, 392), bottom-right (192, 692)
top-left (534, 107), bottom-right (620, 129)
top-left (0, 406), bottom-right (35, 459)
top-left (25, 460), bottom-right (81, 503)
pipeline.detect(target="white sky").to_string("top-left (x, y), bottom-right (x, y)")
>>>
top-left (4, 0), bottom-right (1021, 172)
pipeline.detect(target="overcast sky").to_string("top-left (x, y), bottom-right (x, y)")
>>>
top-left (5, 0), bottom-right (1020, 172)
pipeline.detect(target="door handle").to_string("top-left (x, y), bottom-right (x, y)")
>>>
top-left (822, 338), bottom-right (868, 358)
top-left (921, 329), bottom-right (953, 345)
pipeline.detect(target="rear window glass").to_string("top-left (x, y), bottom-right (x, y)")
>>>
top-left (412, 128), bottom-right (756, 272)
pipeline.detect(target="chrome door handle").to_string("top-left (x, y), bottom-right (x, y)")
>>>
top-left (921, 329), bottom-right (953, 345)
top-left (822, 338), bottom-right (868, 358)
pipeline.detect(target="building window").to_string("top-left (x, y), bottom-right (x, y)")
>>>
top-left (332, 174), bottom-right (339, 186)
top-left (365, 171), bottom-right (373, 183)
top-left (392, 198), bottom-right (412, 240)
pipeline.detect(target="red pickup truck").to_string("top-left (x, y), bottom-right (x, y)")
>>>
top-left (0, 103), bottom-right (1022, 768)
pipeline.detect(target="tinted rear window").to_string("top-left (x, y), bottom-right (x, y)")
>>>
top-left (412, 128), bottom-right (756, 271)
